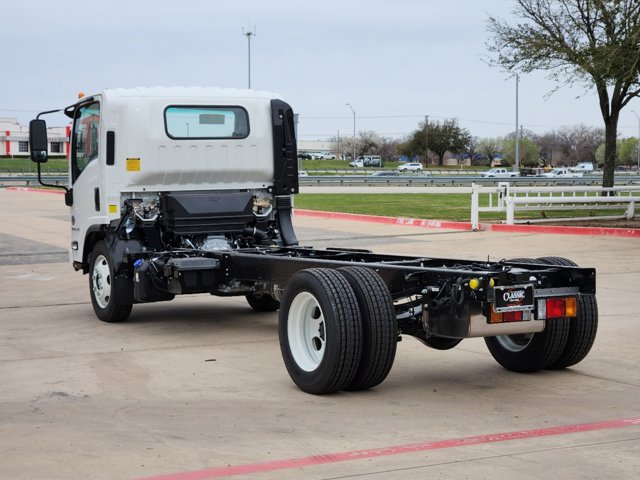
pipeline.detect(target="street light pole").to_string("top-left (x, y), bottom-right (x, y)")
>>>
top-left (242, 26), bottom-right (256, 89)
top-left (633, 111), bottom-right (640, 172)
top-left (515, 73), bottom-right (520, 172)
top-left (346, 103), bottom-right (356, 162)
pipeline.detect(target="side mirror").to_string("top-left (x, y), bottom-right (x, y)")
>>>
top-left (64, 188), bottom-right (74, 207)
top-left (29, 119), bottom-right (49, 163)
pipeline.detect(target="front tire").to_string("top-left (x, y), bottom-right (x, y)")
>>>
top-left (246, 293), bottom-right (280, 312)
top-left (89, 241), bottom-right (132, 323)
top-left (278, 269), bottom-right (362, 394)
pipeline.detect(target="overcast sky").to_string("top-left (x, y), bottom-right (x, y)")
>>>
top-left (2, 0), bottom-right (639, 140)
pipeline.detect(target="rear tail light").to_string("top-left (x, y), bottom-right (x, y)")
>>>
top-left (489, 308), bottom-right (526, 323)
top-left (539, 297), bottom-right (578, 319)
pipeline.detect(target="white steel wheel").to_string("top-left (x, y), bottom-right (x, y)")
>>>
top-left (88, 241), bottom-right (132, 323)
top-left (287, 291), bottom-right (326, 371)
top-left (92, 254), bottom-right (112, 309)
top-left (495, 333), bottom-right (534, 353)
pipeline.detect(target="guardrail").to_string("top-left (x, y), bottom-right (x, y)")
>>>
top-left (0, 175), bottom-right (67, 187)
top-left (470, 182), bottom-right (640, 230)
top-left (299, 174), bottom-right (639, 187)
top-left (2, 173), bottom-right (639, 192)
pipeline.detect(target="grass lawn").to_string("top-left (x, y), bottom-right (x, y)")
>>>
top-left (0, 157), bottom-right (67, 173)
top-left (295, 193), bottom-right (628, 223)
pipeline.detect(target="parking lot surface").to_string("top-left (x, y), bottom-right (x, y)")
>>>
top-left (1, 188), bottom-right (639, 480)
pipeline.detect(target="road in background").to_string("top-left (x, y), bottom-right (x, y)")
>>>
top-left (1, 189), bottom-right (639, 480)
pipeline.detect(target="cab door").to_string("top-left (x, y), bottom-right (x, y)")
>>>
top-left (69, 100), bottom-right (106, 264)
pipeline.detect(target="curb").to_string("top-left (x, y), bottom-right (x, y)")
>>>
top-left (294, 209), bottom-right (640, 238)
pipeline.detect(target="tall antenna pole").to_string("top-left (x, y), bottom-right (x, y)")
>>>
top-left (242, 26), bottom-right (256, 89)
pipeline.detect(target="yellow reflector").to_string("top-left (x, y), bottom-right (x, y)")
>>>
top-left (126, 158), bottom-right (141, 171)
top-left (488, 278), bottom-right (495, 288)
top-left (565, 297), bottom-right (578, 317)
top-left (108, 204), bottom-right (118, 214)
top-left (469, 278), bottom-right (480, 290)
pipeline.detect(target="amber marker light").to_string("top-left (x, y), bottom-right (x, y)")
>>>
top-left (565, 297), bottom-right (578, 318)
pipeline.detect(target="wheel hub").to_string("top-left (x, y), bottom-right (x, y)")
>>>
top-left (287, 292), bottom-right (326, 372)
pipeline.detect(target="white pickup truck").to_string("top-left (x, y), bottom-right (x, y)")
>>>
top-left (541, 167), bottom-right (583, 178)
top-left (479, 168), bottom-right (519, 178)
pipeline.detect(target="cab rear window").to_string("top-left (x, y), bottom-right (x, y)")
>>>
top-left (164, 106), bottom-right (249, 139)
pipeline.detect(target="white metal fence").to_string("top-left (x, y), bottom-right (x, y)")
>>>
top-left (470, 182), bottom-right (640, 230)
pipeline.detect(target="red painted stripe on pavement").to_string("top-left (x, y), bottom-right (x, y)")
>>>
top-left (137, 417), bottom-right (640, 480)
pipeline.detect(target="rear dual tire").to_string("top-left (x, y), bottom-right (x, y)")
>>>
top-left (485, 256), bottom-right (597, 372)
top-left (278, 267), bottom-right (397, 394)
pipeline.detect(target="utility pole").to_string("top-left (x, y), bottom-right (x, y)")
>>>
top-left (515, 73), bottom-right (520, 172)
top-left (346, 103), bottom-right (356, 161)
top-left (424, 115), bottom-right (429, 165)
top-left (242, 26), bottom-right (256, 89)
top-left (633, 111), bottom-right (640, 172)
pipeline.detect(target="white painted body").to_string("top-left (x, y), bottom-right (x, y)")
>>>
top-left (68, 87), bottom-right (283, 263)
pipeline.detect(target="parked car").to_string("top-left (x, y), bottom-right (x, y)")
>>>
top-left (569, 162), bottom-right (595, 173)
top-left (298, 171), bottom-right (308, 177)
top-left (397, 162), bottom-right (423, 172)
top-left (313, 152), bottom-right (336, 160)
top-left (369, 171), bottom-right (399, 177)
top-left (479, 168), bottom-right (519, 178)
top-left (540, 168), bottom-right (582, 178)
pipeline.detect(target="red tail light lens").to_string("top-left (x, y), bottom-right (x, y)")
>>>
top-left (503, 311), bottom-right (524, 322)
top-left (546, 298), bottom-right (566, 318)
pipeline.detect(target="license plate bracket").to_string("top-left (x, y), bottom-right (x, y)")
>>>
top-left (493, 284), bottom-right (534, 312)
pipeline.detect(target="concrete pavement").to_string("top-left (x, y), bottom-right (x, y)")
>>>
top-left (0, 188), bottom-right (639, 480)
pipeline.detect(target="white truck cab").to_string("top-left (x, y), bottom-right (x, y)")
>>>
top-left (34, 87), bottom-right (298, 268)
top-left (29, 87), bottom-right (299, 321)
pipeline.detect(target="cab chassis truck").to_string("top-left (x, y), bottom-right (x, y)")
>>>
top-left (29, 88), bottom-right (597, 395)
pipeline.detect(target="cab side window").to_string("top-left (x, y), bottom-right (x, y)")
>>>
top-left (72, 102), bottom-right (101, 182)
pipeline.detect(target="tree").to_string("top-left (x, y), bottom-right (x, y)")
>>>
top-left (378, 137), bottom-right (402, 162)
top-left (488, 0), bottom-right (640, 187)
top-left (618, 137), bottom-right (640, 166)
top-left (535, 132), bottom-right (557, 165)
top-left (539, 125), bottom-right (605, 165)
top-left (357, 131), bottom-right (382, 156)
top-left (464, 136), bottom-right (480, 164)
top-left (503, 137), bottom-right (540, 166)
top-left (479, 137), bottom-right (504, 164)
top-left (405, 119), bottom-right (471, 165)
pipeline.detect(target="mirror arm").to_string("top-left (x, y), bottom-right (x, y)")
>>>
top-left (37, 161), bottom-right (69, 193)
top-left (36, 109), bottom-right (62, 119)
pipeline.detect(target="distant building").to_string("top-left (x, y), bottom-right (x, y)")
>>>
top-left (297, 140), bottom-right (338, 158)
top-left (1, 118), bottom-right (70, 157)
